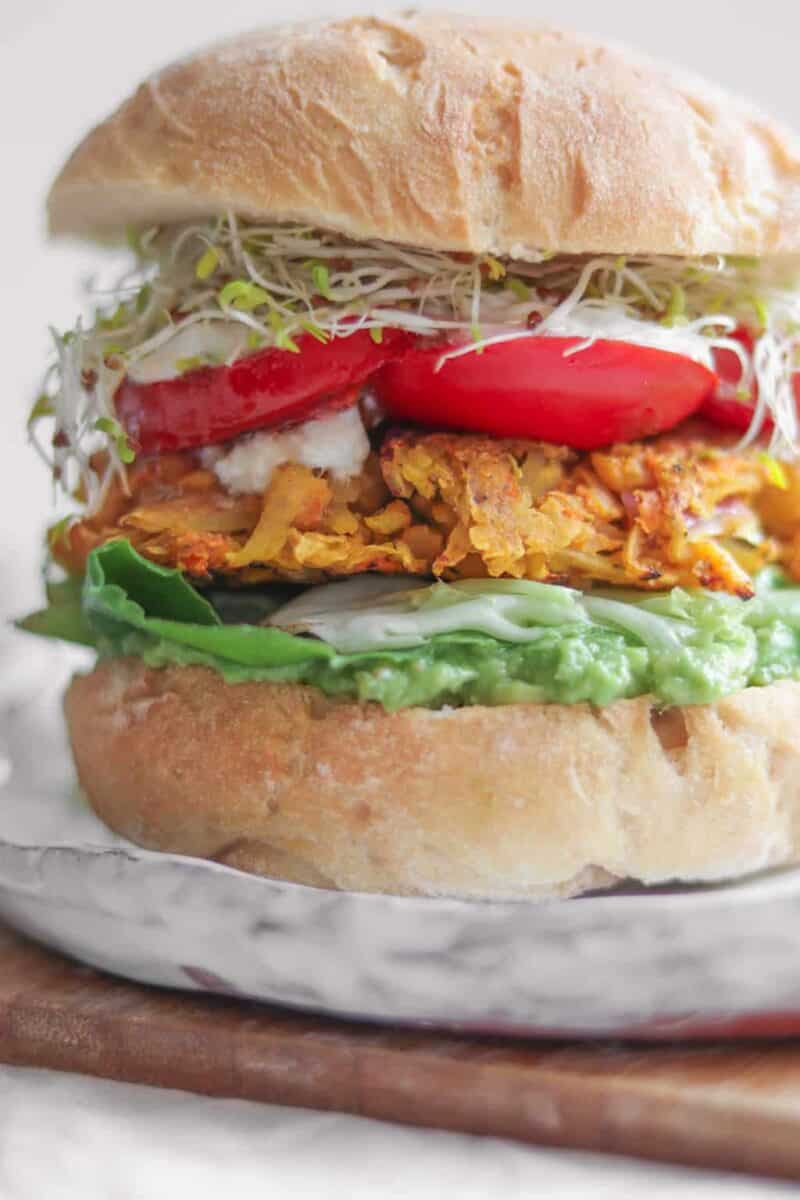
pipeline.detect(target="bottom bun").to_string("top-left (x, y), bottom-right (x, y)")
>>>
top-left (64, 659), bottom-right (800, 899)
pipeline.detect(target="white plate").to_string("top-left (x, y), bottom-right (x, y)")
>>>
top-left (3, 635), bottom-right (800, 1037)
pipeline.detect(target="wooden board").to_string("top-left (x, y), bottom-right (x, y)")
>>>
top-left (2, 924), bottom-right (800, 1181)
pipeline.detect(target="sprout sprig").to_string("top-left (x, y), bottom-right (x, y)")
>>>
top-left (33, 213), bottom-right (800, 508)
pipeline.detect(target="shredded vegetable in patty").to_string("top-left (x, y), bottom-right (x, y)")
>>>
top-left (51, 425), bottom-right (800, 597)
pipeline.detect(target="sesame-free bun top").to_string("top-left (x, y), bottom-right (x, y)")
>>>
top-left (48, 12), bottom-right (800, 257)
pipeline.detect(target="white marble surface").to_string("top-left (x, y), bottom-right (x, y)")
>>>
top-left (4, 1), bottom-right (800, 1196)
top-left (1, 1065), bottom-right (796, 1200)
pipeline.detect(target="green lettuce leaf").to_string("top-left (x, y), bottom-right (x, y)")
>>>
top-left (18, 576), bottom-right (95, 647)
top-left (82, 539), bottom-right (333, 668)
top-left (17, 539), bottom-right (800, 711)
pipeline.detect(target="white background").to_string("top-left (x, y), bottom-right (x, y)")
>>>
top-left (2, 2), bottom-right (800, 1196)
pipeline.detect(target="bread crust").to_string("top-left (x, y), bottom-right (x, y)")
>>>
top-left (47, 14), bottom-right (800, 256)
top-left (64, 658), bottom-right (800, 898)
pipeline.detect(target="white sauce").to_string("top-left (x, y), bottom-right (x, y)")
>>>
top-left (202, 404), bottom-right (371, 495)
top-left (127, 322), bottom-right (251, 383)
top-left (537, 307), bottom-right (716, 368)
top-left (128, 307), bottom-right (715, 390)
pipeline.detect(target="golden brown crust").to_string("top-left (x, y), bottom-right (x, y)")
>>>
top-left (52, 430), bottom-right (781, 595)
top-left (48, 14), bottom-right (800, 256)
top-left (65, 659), bottom-right (800, 898)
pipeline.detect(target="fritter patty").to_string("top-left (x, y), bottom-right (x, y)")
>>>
top-left (54, 425), bottom-right (798, 596)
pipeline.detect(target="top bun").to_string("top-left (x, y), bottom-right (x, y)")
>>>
top-left (48, 12), bottom-right (800, 257)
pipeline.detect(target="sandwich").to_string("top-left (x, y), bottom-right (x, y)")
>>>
top-left (22, 12), bottom-right (800, 898)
